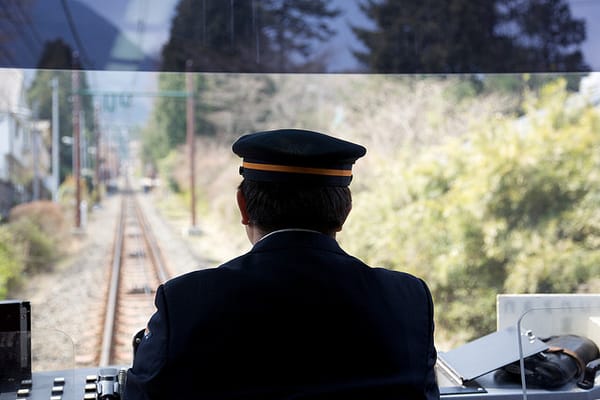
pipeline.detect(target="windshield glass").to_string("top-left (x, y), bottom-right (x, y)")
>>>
top-left (1, 0), bottom-right (599, 72)
top-left (1, 1), bottom-right (600, 394)
top-left (3, 67), bottom-right (600, 361)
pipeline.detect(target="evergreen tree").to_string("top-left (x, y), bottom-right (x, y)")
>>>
top-left (27, 40), bottom-right (94, 183)
top-left (261, 0), bottom-right (340, 71)
top-left (161, 0), bottom-right (340, 72)
top-left (505, 0), bottom-right (587, 71)
top-left (352, 0), bottom-right (588, 73)
top-left (152, 72), bottom-right (213, 148)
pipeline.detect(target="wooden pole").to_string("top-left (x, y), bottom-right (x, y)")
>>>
top-left (94, 105), bottom-right (101, 204)
top-left (186, 60), bottom-right (197, 228)
top-left (72, 59), bottom-right (81, 229)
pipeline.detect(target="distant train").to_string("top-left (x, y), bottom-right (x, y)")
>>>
top-left (140, 176), bottom-right (159, 194)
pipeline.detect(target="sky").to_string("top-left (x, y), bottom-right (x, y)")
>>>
top-left (567, 0), bottom-right (600, 70)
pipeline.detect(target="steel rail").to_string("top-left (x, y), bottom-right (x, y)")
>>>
top-left (97, 189), bottom-right (172, 366)
top-left (132, 196), bottom-right (170, 284)
top-left (99, 195), bottom-right (126, 366)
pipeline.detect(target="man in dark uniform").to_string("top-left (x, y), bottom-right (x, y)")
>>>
top-left (125, 129), bottom-right (439, 399)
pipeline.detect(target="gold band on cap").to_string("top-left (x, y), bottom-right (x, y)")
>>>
top-left (242, 161), bottom-right (352, 177)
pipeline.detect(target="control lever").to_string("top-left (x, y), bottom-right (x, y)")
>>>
top-left (577, 358), bottom-right (600, 390)
top-left (97, 367), bottom-right (126, 399)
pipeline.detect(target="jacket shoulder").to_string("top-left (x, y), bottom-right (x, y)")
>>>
top-left (371, 267), bottom-right (432, 299)
top-left (162, 255), bottom-right (248, 290)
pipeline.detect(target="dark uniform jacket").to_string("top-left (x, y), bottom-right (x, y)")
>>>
top-left (125, 230), bottom-right (439, 400)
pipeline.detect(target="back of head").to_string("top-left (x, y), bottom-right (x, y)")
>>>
top-left (239, 180), bottom-right (351, 235)
top-left (232, 129), bottom-right (366, 235)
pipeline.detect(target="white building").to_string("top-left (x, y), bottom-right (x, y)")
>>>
top-left (580, 72), bottom-right (600, 106)
top-left (0, 68), bottom-right (51, 218)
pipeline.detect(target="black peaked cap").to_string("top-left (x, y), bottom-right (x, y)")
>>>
top-left (232, 129), bottom-right (366, 186)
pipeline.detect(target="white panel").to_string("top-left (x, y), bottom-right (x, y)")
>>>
top-left (497, 294), bottom-right (600, 343)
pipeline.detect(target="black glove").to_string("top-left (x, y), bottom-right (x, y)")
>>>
top-left (131, 328), bottom-right (146, 357)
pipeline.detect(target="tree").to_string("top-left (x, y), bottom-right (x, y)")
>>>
top-left (26, 40), bottom-right (94, 183)
top-left (140, 72), bottom-right (214, 169)
top-left (34, 38), bottom-right (74, 70)
top-left (150, 0), bottom-right (342, 173)
top-left (151, 0), bottom-right (341, 166)
top-left (352, 0), bottom-right (588, 73)
top-left (260, 0), bottom-right (340, 71)
top-left (160, 0), bottom-right (340, 72)
top-left (506, 0), bottom-right (587, 71)
top-left (343, 77), bottom-right (600, 344)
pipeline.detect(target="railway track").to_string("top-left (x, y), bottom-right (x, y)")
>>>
top-left (98, 189), bottom-right (172, 366)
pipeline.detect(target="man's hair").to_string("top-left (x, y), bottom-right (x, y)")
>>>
top-left (239, 179), bottom-right (352, 235)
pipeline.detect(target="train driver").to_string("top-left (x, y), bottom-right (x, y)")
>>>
top-left (125, 128), bottom-right (439, 399)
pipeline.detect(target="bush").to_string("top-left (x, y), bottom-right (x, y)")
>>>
top-left (342, 78), bottom-right (600, 345)
top-left (8, 201), bottom-right (66, 274)
top-left (9, 200), bottom-right (65, 236)
top-left (0, 226), bottom-right (23, 299)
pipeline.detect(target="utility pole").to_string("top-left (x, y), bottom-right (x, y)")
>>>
top-left (51, 77), bottom-right (59, 202)
top-left (81, 110), bottom-right (87, 173)
top-left (32, 126), bottom-right (39, 201)
top-left (186, 60), bottom-right (199, 234)
top-left (31, 103), bottom-right (40, 201)
top-left (72, 57), bottom-right (82, 230)
top-left (94, 105), bottom-right (101, 204)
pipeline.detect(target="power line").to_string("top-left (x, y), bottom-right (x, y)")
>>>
top-left (0, 2), bottom-right (38, 62)
top-left (14, 1), bottom-right (44, 46)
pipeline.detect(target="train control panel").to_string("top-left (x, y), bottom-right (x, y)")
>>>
top-left (1, 364), bottom-right (599, 400)
top-left (1, 297), bottom-right (599, 400)
top-left (0, 367), bottom-right (126, 400)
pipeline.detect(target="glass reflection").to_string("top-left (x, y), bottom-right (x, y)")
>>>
top-left (0, 0), bottom-right (597, 73)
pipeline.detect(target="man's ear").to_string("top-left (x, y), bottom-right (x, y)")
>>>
top-left (236, 189), bottom-right (250, 225)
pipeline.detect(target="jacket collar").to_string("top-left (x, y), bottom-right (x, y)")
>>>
top-left (251, 229), bottom-right (346, 255)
